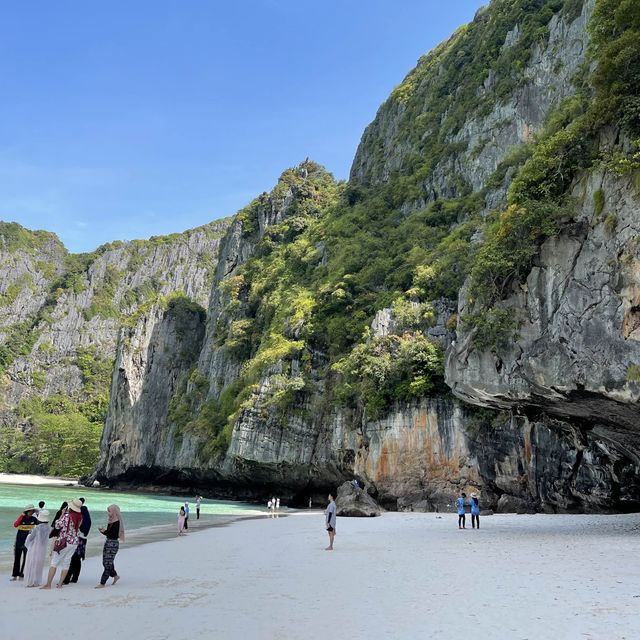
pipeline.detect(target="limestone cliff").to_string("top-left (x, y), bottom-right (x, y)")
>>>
top-left (16, 0), bottom-right (640, 512)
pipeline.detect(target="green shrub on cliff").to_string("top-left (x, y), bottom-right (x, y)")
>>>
top-left (332, 333), bottom-right (445, 419)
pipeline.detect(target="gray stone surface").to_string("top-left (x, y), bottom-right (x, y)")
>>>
top-left (336, 481), bottom-right (381, 517)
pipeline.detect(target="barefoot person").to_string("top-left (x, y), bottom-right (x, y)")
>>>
top-left (325, 493), bottom-right (337, 551)
top-left (96, 504), bottom-right (125, 588)
top-left (23, 509), bottom-right (49, 587)
top-left (63, 497), bottom-right (92, 584)
top-left (11, 504), bottom-right (38, 581)
top-left (41, 499), bottom-right (83, 589)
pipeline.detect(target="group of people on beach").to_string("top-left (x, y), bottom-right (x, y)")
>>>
top-left (267, 496), bottom-right (280, 516)
top-left (456, 491), bottom-right (481, 529)
top-left (10, 498), bottom-right (124, 589)
top-left (177, 496), bottom-right (204, 535)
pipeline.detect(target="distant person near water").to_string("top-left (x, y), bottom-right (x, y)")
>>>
top-left (196, 496), bottom-right (202, 520)
top-left (23, 509), bottom-right (50, 587)
top-left (11, 504), bottom-right (38, 580)
top-left (96, 504), bottom-right (125, 588)
top-left (178, 506), bottom-right (186, 535)
top-left (41, 498), bottom-right (83, 589)
top-left (457, 492), bottom-right (467, 530)
top-left (325, 493), bottom-right (337, 551)
top-left (184, 502), bottom-right (190, 529)
top-left (63, 497), bottom-right (92, 584)
top-left (470, 493), bottom-right (480, 529)
top-left (36, 500), bottom-right (45, 514)
top-left (276, 497), bottom-right (280, 511)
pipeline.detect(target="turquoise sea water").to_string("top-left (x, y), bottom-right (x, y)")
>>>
top-left (1, 481), bottom-right (262, 571)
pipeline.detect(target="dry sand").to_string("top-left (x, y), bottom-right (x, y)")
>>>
top-left (0, 473), bottom-right (78, 486)
top-left (1, 511), bottom-right (639, 640)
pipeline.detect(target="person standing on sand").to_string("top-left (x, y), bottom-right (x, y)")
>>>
top-left (184, 502), bottom-right (190, 530)
top-left (23, 509), bottom-right (50, 587)
top-left (95, 504), bottom-right (125, 588)
top-left (470, 493), bottom-right (480, 529)
top-left (11, 504), bottom-right (38, 580)
top-left (41, 498), bottom-right (83, 589)
top-left (325, 494), bottom-right (337, 551)
top-left (196, 496), bottom-right (202, 520)
top-left (63, 497), bottom-right (92, 584)
top-left (36, 500), bottom-right (45, 515)
top-left (178, 506), bottom-right (186, 535)
top-left (457, 492), bottom-right (467, 529)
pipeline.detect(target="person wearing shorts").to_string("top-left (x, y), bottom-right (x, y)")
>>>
top-left (41, 498), bottom-right (83, 589)
top-left (325, 493), bottom-right (337, 551)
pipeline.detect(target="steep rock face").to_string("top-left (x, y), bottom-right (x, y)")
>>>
top-left (96, 298), bottom-right (207, 481)
top-left (94, 0), bottom-right (640, 513)
top-left (447, 171), bottom-right (640, 436)
top-left (350, 0), bottom-right (594, 207)
top-left (1, 222), bottom-right (228, 413)
top-left (446, 169), bottom-right (640, 508)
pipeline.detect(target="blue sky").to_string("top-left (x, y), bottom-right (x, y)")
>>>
top-left (0, 1), bottom-right (485, 253)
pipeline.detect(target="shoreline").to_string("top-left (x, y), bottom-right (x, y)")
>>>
top-left (0, 472), bottom-right (79, 487)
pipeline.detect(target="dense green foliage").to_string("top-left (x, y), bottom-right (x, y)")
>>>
top-left (0, 396), bottom-right (103, 477)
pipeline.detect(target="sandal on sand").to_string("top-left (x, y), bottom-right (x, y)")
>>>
top-left (94, 584), bottom-right (105, 589)
top-left (112, 575), bottom-right (120, 585)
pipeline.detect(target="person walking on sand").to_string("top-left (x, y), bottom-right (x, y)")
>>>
top-left (11, 504), bottom-right (38, 580)
top-left (184, 502), bottom-right (190, 530)
top-left (95, 504), bottom-right (125, 588)
top-left (41, 498), bottom-right (83, 589)
top-left (470, 493), bottom-right (480, 529)
top-left (178, 506), bottom-right (186, 535)
top-left (63, 497), bottom-right (92, 584)
top-left (457, 492), bottom-right (467, 529)
top-left (325, 493), bottom-right (337, 551)
top-left (196, 496), bottom-right (202, 520)
top-left (23, 509), bottom-right (50, 587)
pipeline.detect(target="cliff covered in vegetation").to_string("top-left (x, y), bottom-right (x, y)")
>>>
top-left (4, 0), bottom-right (640, 512)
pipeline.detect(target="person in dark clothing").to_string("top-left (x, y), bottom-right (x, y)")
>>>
top-left (95, 504), bottom-right (125, 588)
top-left (63, 497), bottom-right (92, 584)
top-left (11, 505), bottom-right (38, 580)
top-left (50, 502), bottom-right (68, 538)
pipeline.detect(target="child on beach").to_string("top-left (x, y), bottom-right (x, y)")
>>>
top-left (470, 493), bottom-right (480, 529)
top-left (456, 492), bottom-right (466, 529)
top-left (178, 506), bottom-right (186, 535)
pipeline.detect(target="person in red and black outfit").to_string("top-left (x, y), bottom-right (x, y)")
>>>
top-left (11, 504), bottom-right (38, 580)
top-left (62, 497), bottom-right (92, 584)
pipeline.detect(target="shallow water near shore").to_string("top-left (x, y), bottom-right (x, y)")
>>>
top-left (0, 480), bottom-right (263, 571)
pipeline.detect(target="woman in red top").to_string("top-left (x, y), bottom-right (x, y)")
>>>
top-left (40, 498), bottom-right (83, 589)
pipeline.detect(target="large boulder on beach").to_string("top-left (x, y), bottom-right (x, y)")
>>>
top-left (335, 481), bottom-right (382, 517)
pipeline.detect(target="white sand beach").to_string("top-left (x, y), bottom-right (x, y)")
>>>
top-left (1, 511), bottom-right (639, 640)
top-left (0, 473), bottom-right (78, 486)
